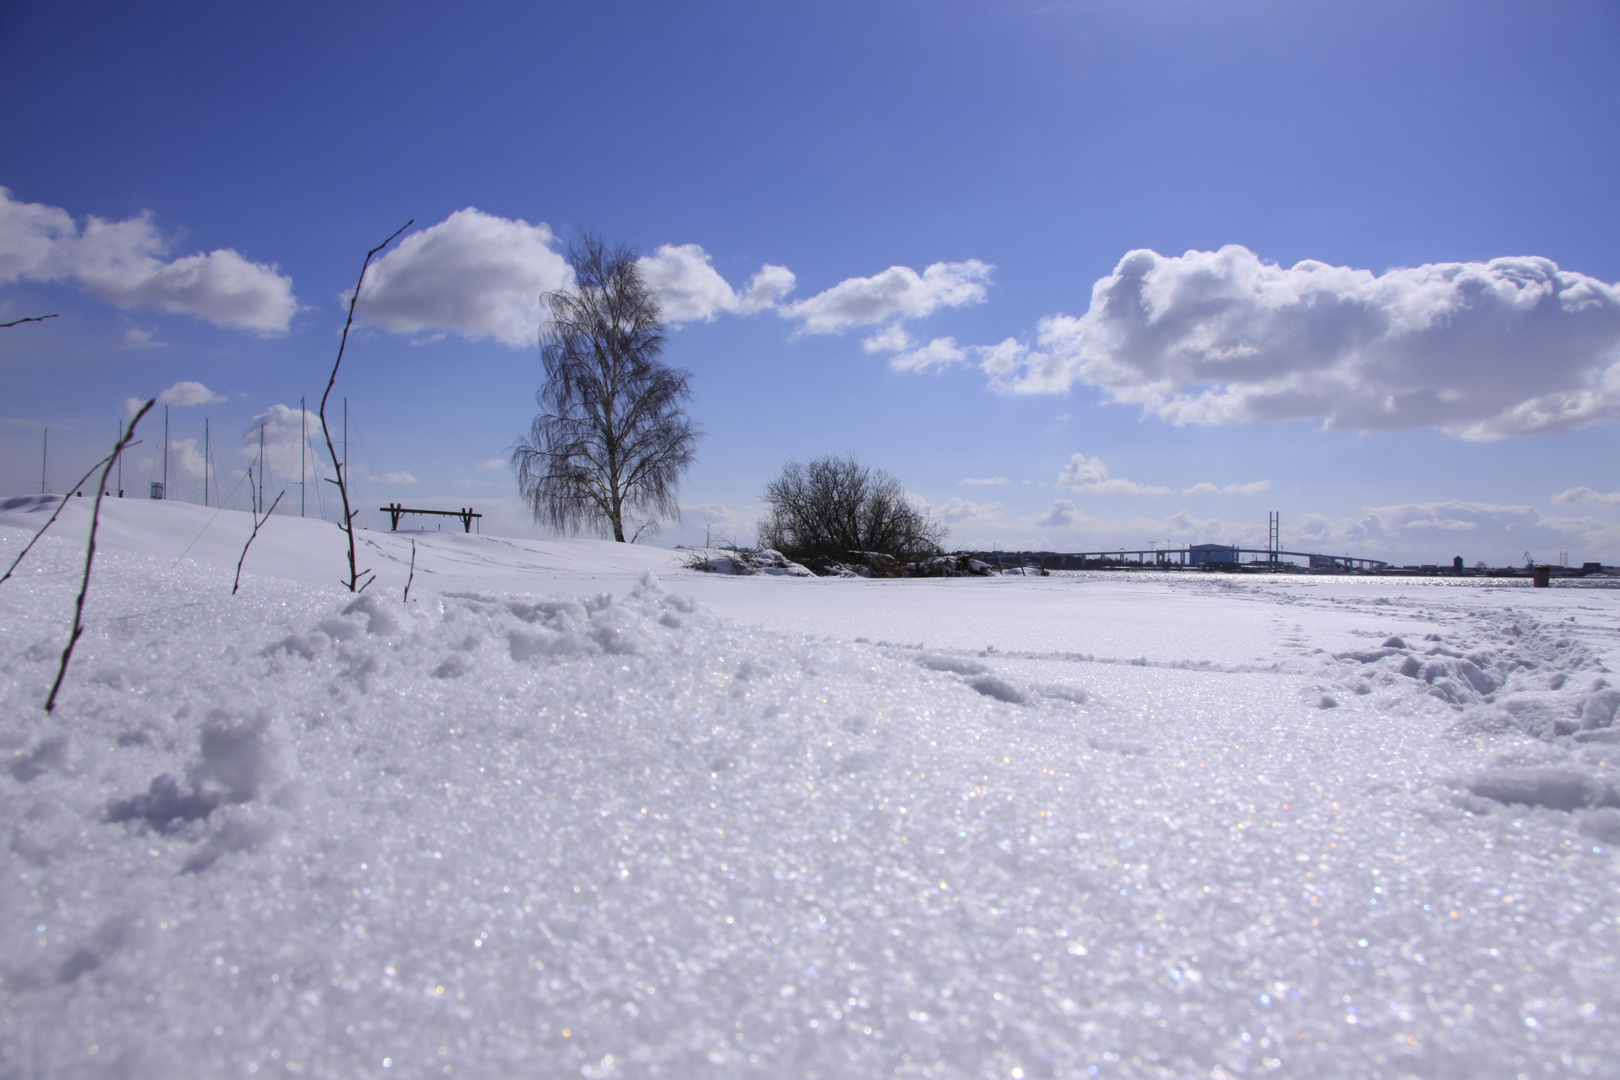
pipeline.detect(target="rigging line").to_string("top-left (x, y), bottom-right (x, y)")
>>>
top-left (346, 406), bottom-right (393, 527)
top-left (349, 405), bottom-right (387, 490)
top-left (168, 469), bottom-right (253, 570)
top-left (302, 413), bottom-right (331, 521)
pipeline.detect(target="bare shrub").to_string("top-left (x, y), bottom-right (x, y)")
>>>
top-left (758, 456), bottom-right (947, 571)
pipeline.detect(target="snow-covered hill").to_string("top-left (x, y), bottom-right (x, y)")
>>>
top-left (2, 497), bottom-right (1617, 1079)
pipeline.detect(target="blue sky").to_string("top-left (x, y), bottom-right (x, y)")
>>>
top-left (3, 0), bottom-right (1619, 564)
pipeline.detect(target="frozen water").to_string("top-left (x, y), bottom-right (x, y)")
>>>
top-left (2, 498), bottom-right (1618, 1078)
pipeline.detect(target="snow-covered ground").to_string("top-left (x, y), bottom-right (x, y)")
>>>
top-left (3, 497), bottom-right (1618, 1080)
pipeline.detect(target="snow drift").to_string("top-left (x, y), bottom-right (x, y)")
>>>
top-left (2, 498), bottom-right (1617, 1078)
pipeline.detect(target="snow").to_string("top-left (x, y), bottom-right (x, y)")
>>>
top-left (3, 496), bottom-right (1618, 1079)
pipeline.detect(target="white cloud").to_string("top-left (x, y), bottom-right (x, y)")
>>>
top-left (1539, 515), bottom-right (1620, 552)
top-left (1036, 499), bottom-right (1081, 528)
top-left (861, 324), bottom-right (912, 354)
top-left (356, 208), bottom-right (573, 347)
top-left (976, 337), bottom-right (1025, 375)
top-left (368, 471), bottom-right (419, 485)
top-left (781, 259), bottom-right (992, 335)
top-left (482, 458), bottom-right (507, 470)
top-left (1056, 453), bottom-right (1169, 495)
top-left (358, 221), bottom-right (797, 341)
top-left (961, 477), bottom-right (1009, 486)
top-left (241, 404), bottom-right (318, 482)
top-left (1183, 479), bottom-right (1272, 495)
top-left (1296, 500), bottom-right (1616, 563)
top-left (637, 244), bottom-right (735, 323)
top-left (1345, 502), bottom-right (1540, 543)
top-left (158, 380), bottom-right (224, 407)
top-left (1163, 510), bottom-right (1213, 537)
top-left (1288, 501), bottom-right (1584, 559)
top-left (888, 336), bottom-right (968, 373)
top-left (935, 497), bottom-right (1001, 524)
top-left (0, 186), bottom-right (74, 280)
top-left (0, 186), bottom-right (296, 334)
top-left (123, 325), bottom-right (162, 348)
top-left (166, 437), bottom-right (208, 480)
top-left (1552, 486), bottom-right (1620, 508)
top-left (636, 244), bottom-right (795, 323)
top-left (1403, 517), bottom-right (1477, 531)
top-left (739, 265), bottom-right (797, 313)
top-left (865, 327), bottom-right (1014, 374)
top-left (986, 245), bottom-right (1620, 439)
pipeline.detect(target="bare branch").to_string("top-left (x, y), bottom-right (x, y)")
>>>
top-left (403, 540), bottom-right (416, 603)
top-left (45, 399), bottom-right (154, 713)
top-left (1, 448), bottom-right (126, 585)
top-left (0, 314), bottom-right (58, 329)
top-left (318, 220), bottom-right (412, 591)
top-left (232, 490), bottom-right (284, 595)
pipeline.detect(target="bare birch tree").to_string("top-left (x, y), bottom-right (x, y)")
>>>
top-left (513, 235), bottom-right (699, 542)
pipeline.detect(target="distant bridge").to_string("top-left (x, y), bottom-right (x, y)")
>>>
top-left (975, 545), bottom-right (1392, 572)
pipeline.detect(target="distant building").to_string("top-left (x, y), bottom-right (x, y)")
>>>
top-left (1188, 543), bottom-right (1239, 566)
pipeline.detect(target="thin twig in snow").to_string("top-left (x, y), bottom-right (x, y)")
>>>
top-left (403, 539), bottom-right (416, 603)
top-left (45, 399), bottom-right (153, 714)
top-left (0, 445), bottom-right (144, 585)
top-left (320, 220), bottom-right (412, 592)
top-left (233, 490), bottom-right (284, 595)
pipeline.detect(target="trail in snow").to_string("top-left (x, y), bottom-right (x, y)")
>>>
top-left (1, 498), bottom-right (1617, 1079)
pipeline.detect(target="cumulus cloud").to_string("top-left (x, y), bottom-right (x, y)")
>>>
top-left (0, 187), bottom-right (296, 334)
top-left (1294, 500), bottom-right (1613, 563)
top-left (976, 337), bottom-right (1025, 374)
top-left (358, 219), bottom-right (798, 341)
top-left (123, 325), bottom-right (162, 348)
top-left (1056, 453), bottom-right (1169, 495)
top-left (126, 380), bottom-right (225, 417)
top-left (1346, 502), bottom-right (1540, 543)
top-left (342, 212), bottom-right (995, 351)
top-left (356, 208), bottom-right (573, 347)
top-left (961, 477), bottom-right (1009, 486)
top-left (1288, 502), bottom-right (1563, 558)
top-left (368, 471), bottom-right (419, 485)
top-left (888, 336), bottom-right (969, 373)
top-left (781, 260), bottom-right (992, 335)
top-left (1036, 499), bottom-right (1081, 528)
top-left (1183, 479), bottom-right (1272, 495)
top-left (637, 244), bottom-right (736, 323)
top-left (158, 380), bottom-right (224, 407)
top-left (984, 245), bottom-right (1620, 439)
top-left (637, 244), bottom-right (794, 322)
top-left (166, 438), bottom-right (208, 480)
top-left (935, 497), bottom-right (1002, 524)
top-left (482, 458), bottom-right (507, 470)
top-left (241, 404), bottom-right (318, 482)
top-left (862, 327), bottom-right (1013, 374)
top-left (861, 324), bottom-right (912, 354)
top-left (739, 265), bottom-right (797, 313)
top-left (1552, 486), bottom-right (1620, 508)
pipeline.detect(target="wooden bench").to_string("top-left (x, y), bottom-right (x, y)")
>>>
top-left (379, 503), bottom-right (482, 533)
